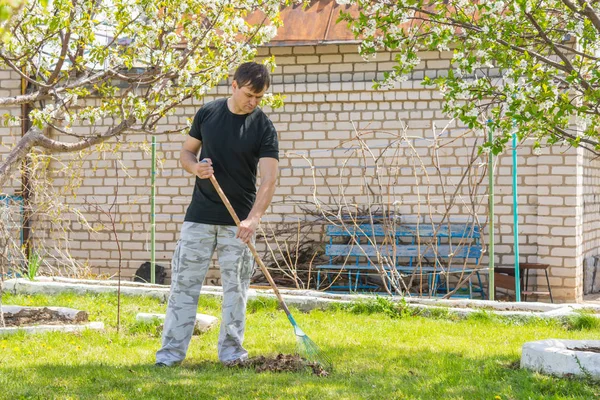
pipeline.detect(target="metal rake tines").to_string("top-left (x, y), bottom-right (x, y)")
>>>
top-left (296, 334), bottom-right (333, 372)
top-left (290, 317), bottom-right (332, 371)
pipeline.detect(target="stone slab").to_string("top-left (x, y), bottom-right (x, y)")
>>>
top-left (136, 312), bottom-right (217, 333)
top-left (521, 339), bottom-right (600, 378)
top-left (0, 321), bottom-right (104, 335)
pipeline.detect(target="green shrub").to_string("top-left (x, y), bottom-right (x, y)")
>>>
top-left (247, 296), bottom-right (280, 313)
top-left (467, 310), bottom-right (495, 322)
top-left (25, 252), bottom-right (41, 281)
top-left (128, 318), bottom-right (163, 337)
top-left (337, 297), bottom-right (412, 319)
top-left (565, 312), bottom-right (600, 331)
top-left (420, 306), bottom-right (455, 320)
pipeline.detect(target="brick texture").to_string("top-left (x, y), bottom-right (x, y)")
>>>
top-left (1, 47), bottom-right (598, 302)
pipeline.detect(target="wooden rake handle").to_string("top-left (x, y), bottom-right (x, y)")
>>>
top-left (207, 174), bottom-right (293, 316)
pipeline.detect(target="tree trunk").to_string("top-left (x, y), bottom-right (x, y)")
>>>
top-left (0, 127), bottom-right (41, 190)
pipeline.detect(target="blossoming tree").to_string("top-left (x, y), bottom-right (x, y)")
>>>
top-left (0, 0), bottom-right (24, 40)
top-left (338, 0), bottom-right (600, 155)
top-left (0, 0), bottom-right (287, 188)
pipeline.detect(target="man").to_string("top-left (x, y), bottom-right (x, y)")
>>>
top-left (156, 62), bottom-right (279, 366)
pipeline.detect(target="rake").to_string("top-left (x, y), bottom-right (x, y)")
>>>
top-left (206, 171), bottom-right (332, 371)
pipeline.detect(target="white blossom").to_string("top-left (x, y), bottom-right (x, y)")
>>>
top-left (261, 25), bottom-right (278, 40)
top-left (539, 100), bottom-right (554, 111)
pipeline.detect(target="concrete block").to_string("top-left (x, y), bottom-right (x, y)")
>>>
top-left (521, 339), bottom-right (600, 378)
top-left (136, 312), bottom-right (217, 334)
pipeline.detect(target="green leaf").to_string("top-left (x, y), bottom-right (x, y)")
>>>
top-left (0, 5), bottom-right (10, 21)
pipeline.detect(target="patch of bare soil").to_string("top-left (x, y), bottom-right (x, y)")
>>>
top-left (570, 347), bottom-right (600, 354)
top-left (229, 354), bottom-right (329, 377)
top-left (2, 307), bottom-right (88, 327)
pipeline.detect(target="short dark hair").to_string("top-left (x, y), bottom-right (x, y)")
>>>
top-left (233, 62), bottom-right (270, 93)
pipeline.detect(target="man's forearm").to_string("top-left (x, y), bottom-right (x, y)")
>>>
top-left (246, 179), bottom-right (277, 222)
top-left (180, 149), bottom-right (200, 175)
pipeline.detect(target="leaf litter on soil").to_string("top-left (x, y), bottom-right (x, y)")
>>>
top-left (228, 353), bottom-right (329, 377)
top-left (2, 307), bottom-right (88, 327)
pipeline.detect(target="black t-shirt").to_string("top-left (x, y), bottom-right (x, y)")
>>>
top-left (184, 98), bottom-right (279, 226)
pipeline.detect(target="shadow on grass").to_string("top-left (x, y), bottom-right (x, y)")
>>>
top-left (2, 347), bottom-right (599, 399)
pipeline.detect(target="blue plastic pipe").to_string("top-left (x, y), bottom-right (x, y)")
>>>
top-left (512, 132), bottom-right (521, 302)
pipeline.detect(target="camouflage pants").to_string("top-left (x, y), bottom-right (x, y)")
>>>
top-left (156, 221), bottom-right (254, 365)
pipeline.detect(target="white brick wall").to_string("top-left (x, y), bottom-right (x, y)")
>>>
top-left (1, 46), bottom-right (598, 301)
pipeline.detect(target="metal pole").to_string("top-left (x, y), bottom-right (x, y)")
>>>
top-left (512, 132), bottom-right (521, 301)
top-left (487, 122), bottom-right (495, 300)
top-left (151, 136), bottom-right (156, 284)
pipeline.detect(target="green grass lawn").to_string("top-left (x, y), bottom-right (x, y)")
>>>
top-left (1, 292), bottom-right (599, 399)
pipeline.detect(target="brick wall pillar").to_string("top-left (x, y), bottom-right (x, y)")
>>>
top-left (535, 146), bottom-right (581, 302)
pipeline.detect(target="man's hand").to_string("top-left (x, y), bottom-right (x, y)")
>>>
top-left (237, 216), bottom-right (259, 244)
top-left (194, 158), bottom-right (213, 179)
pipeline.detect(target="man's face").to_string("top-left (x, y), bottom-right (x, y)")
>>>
top-left (231, 81), bottom-right (267, 113)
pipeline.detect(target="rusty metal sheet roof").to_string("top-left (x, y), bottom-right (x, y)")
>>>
top-left (261, 2), bottom-right (491, 45)
top-left (248, 0), bottom-right (359, 46)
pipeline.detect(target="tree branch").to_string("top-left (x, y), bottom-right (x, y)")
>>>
top-left (0, 127), bottom-right (42, 191)
top-left (37, 116), bottom-right (136, 153)
top-left (0, 49), bottom-right (53, 89)
top-left (525, 11), bottom-right (594, 92)
top-left (551, 125), bottom-right (600, 154)
top-left (562, 0), bottom-right (600, 34)
top-left (45, 1), bottom-right (77, 87)
top-left (0, 116), bottom-right (135, 190)
top-left (0, 69), bottom-right (111, 106)
top-left (403, 7), bottom-right (570, 72)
